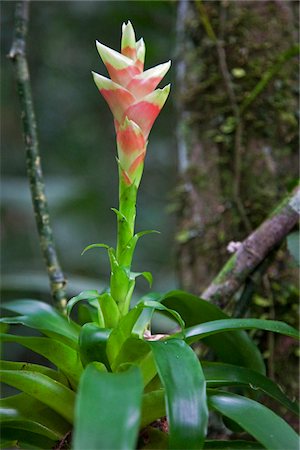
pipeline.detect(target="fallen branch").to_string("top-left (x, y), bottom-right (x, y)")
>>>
top-left (202, 186), bottom-right (299, 308)
top-left (8, 1), bottom-right (67, 312)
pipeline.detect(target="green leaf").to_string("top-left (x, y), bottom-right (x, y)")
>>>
top-left (107, 304), bottom-right (144, 365)
top-left (141, 300), bottom-right (185, 336)
top-left (149, 339), bottom-right (208, 449)
top-left (77, 303), bottom-right (99, 325)
top-left (131, 271), bottom-right (153, 287)
top-left (1, 370), bottom-right (75, 423)
top-left (141, 389), bottom-right (165, 428)
top-left (183, 318), bottom-right (299, 343)
top-left (113, 337), bottom-right (157, 385)
top-left (208, 391), bottom-right (299, 450)
top-left (73, 363), bottom-right (143, 450)
top-left (161, 291), bottom-right (265, 374)
top-left (1, 407), bottom-right (61, 440)
top-left (0, 360), bottom-right (68, 385)
top-left (67, 290), bottom-right (100, 316)
top-left (0, 299), bottom-right (79, 347)
top-left (98, 292), bottom-right (120, 328)
top-left (121, 230), bottom-right (160, 265)
top-left (111, 207), bottom-right (128, 223)
top-left (1, 393), bottom-right (70, 440)
top-left (79, 323), bottom-right (111, 369)
top-left (67, 290), bottom-right (105, 327)
top-left (81, 243), bottom-right (110, 255)
top-left (107, 300), bottom-right (184, 369)
top-left (0, 427), bottom-right (55, 450)
top-left (203, 362), bottom-right (299, 415)
top-left (1, 333), bottom-right (82, 387)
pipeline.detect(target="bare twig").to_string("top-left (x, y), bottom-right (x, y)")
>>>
top-left (202, 186), bottom-right (300, 308)
top-left (8, 1), bottom-right (67, 313)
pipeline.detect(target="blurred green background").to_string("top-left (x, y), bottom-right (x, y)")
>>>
top-left (1, 1), bottom-right (178, 304)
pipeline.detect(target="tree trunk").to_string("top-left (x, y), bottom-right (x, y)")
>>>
top-left (175, 0), bottom-right (299, 299)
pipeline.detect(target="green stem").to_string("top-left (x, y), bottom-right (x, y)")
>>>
top-left (116, 173), bottom-right (137, 265)
top-left (110, 169), bottom-right (138, 316)
top-left (8, 1), bottom-right (67, 313)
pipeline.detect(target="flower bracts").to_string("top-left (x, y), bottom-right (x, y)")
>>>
top-left (93, 21), bottom-right (170, 186)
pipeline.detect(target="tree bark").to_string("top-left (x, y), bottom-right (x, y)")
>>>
top-left (175, 0), bottom-right (299, 299)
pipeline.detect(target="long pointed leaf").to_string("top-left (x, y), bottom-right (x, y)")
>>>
top-left (73, 363), bottom-right (143, 450)
top-left (208, 391), bottom-right (299, 450)
top-left (1, 427), bottom-right (55, 450)
top-left (149, 339), bottom-right (208, 449)
top-left (1, 299), bottom-right (79, 347)
top-left (161, 290), bottom-right (265, 374)
top-left (184, 318), bottom-right (299, 343)
top-left (1, 333), bottom-right (82, 387)
top-left (1, 393), bottom-right (70, 439)
top-left (203, 362), bottom-right (299, 415)
top-left (1, 370), bottom-right (75, 423)
top-left (0, 360), bottom-right (68, 385)
top-left (1, 407), bottom-right (61, 440)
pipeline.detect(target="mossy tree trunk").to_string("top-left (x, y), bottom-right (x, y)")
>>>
top-left (175, 0), bottom-right (298, 300)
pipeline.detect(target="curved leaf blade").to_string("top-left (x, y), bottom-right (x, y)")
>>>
top-left (208, 391), bottom-right (299, 450)
top-left (203, 362), bottom-right (299, 415)
top-left (1, 299), bottom-right (79, 347)
top-left (1, 370), bottom-right (75, 423)
top-left (67, 290), bottom-right (100, 317)
top-left (1, 427), bottom-right (55, 450)
top-left (79, 323), bottom-right (111, 369)
top-left (1, 333), bottom-right (83, 387)
top-left (73, 363), bottom-right (143, 450)
top-left (149, 339), bottom-right (208, 449)
top-left (184, 318), bottom-right (299, 343)
top-left (1, 407), bottom-right (60, 440)
top-left (0, 360), bottom-right (68, 385)
top-left (161, 290), bottom-right (265, 374)
top-left (1, 393), bottom-right (70, 439)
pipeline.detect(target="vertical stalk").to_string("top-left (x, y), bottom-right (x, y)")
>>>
top-left (110, 170), bottom-right (138, 316)
top-left (8, 1), bottom-right (67, 313)
top-left (116, 174), bottom-right (137, 265)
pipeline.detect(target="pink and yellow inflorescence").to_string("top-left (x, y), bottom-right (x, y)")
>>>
top-left (93, 21), bottom-right (171, 186)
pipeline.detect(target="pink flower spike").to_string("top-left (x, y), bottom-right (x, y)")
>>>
top-left (116, 117), bottom-right (146, 187)
top-left (127, 61), bottom-right (171, 99)
top-left (125, 85), bottom-right (170, 139)
top-left (121, 21), bottom-right (137, 60)
top-left (92, 72), bottom-right (135, 123)
top-left (94, 22), bottom-right (171, 185)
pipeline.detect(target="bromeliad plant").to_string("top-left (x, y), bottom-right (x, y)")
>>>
top-left (1, 21), bottom-right (299, 450)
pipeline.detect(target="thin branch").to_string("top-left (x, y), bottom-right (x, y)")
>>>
top-left (201, 186), bottom-right (300, 308)
top-left (8, 1), bottom-right (67, 313)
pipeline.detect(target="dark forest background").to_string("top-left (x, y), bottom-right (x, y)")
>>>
top-left (2, 1), bottom-right (177, 301)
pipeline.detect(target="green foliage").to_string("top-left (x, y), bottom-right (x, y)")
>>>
top-left (1, 291), bottom-right (299, 449)
top-left (73, 364), bottom-right (143, 450)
